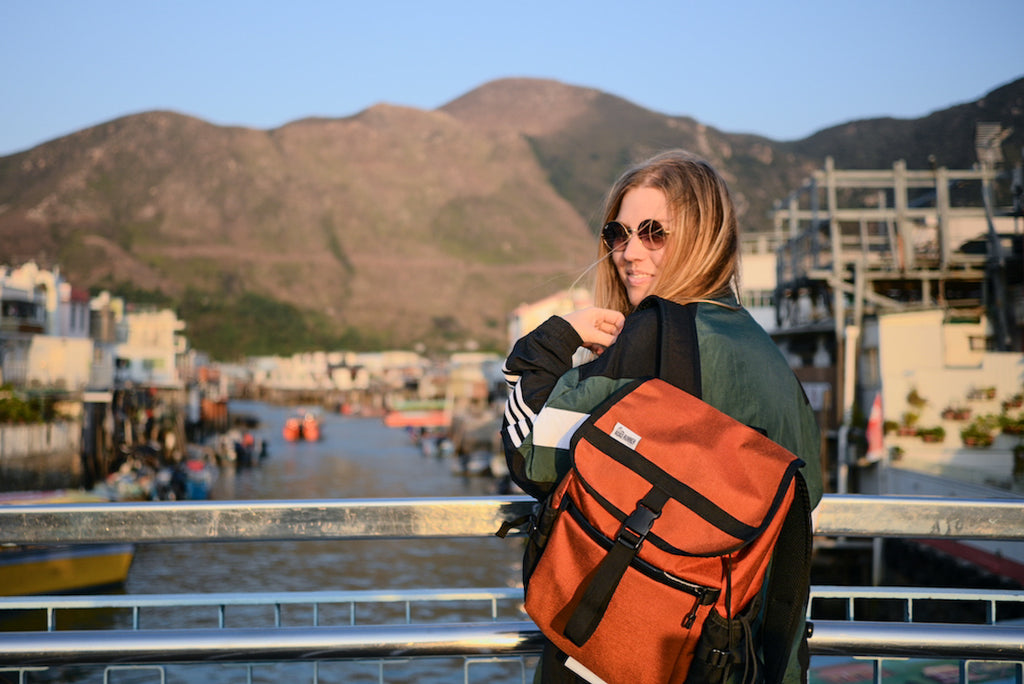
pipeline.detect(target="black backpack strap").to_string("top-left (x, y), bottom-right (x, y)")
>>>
top-left (761, 473), bottom-right (813, 684)
top-left (643, 296), bottom-right (701, 397)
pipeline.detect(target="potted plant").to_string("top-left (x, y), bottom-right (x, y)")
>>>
top-left (1001, 414), bottom-right (1024, 436)
top-left (961, 416), bottom-right (996, 447)
top-left (898, 412), bottom-right (919, 436)
top-left (907, 389), bottom-right (927, 409)
top-left (918, 426), bottom-right (945, 443)
top-left (941, 405), bottom-right (971, 421)
top-left (969, 386), bottom-right (997, 401)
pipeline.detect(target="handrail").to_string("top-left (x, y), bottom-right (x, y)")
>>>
top-left (0, 621), bottom-right (548, 666)
top-left (0, 587), bottom-right (525, 613)
top-left (3, 494), bottom-right (1024, 544)
top-left (3, 494), bottom-right (1024, 673)
top-left (1, 621), bottom-right (1023, 666)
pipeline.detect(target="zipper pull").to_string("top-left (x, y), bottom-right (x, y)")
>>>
top-left (682, 591), bottom-right (704, 628)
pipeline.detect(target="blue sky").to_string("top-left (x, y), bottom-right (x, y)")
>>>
top-left (1, 0), bottom-right (1021, 156)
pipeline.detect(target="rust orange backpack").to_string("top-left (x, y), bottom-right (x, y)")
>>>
top-left (499, 299), bottom-right (812, 684)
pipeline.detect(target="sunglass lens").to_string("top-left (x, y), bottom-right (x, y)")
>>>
top-left (638, 219), bottom-right (666, 249)
top-left (602, 222), bottom-right (629, 251)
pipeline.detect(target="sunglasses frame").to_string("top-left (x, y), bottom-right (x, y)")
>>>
top-left (601, 219), bottom-right (671, 252)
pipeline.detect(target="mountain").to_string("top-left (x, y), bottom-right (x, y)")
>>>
top-left (0, 103), bottom-right (594, 356)
top-left (786, 78), bottom-right (1024, 170)
top-left (1, 76), bottom-right (1021, 359)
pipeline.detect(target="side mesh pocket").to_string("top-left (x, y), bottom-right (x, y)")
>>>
top-left (683, 593), bottom-right (764, 684)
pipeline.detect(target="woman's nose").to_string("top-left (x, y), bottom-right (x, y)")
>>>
top-left (621, 232), bottom-right (647, 259)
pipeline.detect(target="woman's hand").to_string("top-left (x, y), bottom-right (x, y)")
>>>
top-left (560, 307), bottom-right (625, 356)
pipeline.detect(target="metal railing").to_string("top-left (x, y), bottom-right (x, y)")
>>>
top-left (5, 493), bottom-right (1024, 543)
top-left (2, 494), bottom-right (1024, 682)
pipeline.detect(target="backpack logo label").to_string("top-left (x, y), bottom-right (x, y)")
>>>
top-left (610, 422), bottom-right (641, 449)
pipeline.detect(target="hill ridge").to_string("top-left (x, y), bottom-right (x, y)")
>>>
top-left (1, 76), bottom-right (1021, 359)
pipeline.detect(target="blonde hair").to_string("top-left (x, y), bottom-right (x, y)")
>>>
top-left (593, 150), bottom-right (741, 315)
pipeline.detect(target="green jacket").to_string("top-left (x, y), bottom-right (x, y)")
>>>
top-left (501, 295), bottom-right (823, 683)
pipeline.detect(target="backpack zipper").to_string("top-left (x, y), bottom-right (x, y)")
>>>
top-left (682, 590), bottom-right (708, 628)
top-left (563, 497), bottom-right (721, 607)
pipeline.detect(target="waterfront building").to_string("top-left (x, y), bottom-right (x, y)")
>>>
top-left (768, 125), bottom-right (1024, 581)
top-left (0, 273), bottom-right (47, 386)
top-left (1, 262), bottom-right (89, 338)
top-left (0, 261), bottom-right (93, 389)
top-left (771, 136), bottom-right (1022, 479)
top-left (250, 350), bottom-right (371, 392)
top-left (739, 232), bottom-right (783, 333)
top-left (87, 291), bottom-right (129, 390)
top-left (247, 349), bottom-right (435, 401)
top-left (116, 308), bottom-right (189, 389)
top-left (506, 288), bottom-right (593, 350)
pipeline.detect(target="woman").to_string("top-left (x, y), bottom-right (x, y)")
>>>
top-left (501, 150), bottom-right (822, 683)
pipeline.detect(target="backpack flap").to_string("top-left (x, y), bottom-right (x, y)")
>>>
top-left (560, 377), bottom-right (804, 626)
top-left (572, 377), bottom-right (804, 558)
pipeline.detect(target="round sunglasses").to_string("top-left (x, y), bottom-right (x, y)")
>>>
top-left (601, 219), bottom-right (671, 252)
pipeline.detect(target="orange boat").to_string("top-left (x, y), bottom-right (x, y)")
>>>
top-left (383, 408), bottom-right (450, 429)
top-left (301, 412), bottom-right (321, 441)
top-left (383, 400), bottom-right (451, 429)
top-left (283, 410), bottom-right (322, 442)
top-left (283, 417), bottom-right (302, 441)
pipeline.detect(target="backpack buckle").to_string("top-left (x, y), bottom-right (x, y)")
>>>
top-left (617, 503), bottom-right (660, 550)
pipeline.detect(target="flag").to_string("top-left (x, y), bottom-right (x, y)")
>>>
top-left (865, 392), bottom-right (884, 462)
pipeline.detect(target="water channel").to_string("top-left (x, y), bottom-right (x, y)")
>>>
top-left (44, 400), bottom-right (529, 684)
top-left (129, 400), bottom-right (522, 597)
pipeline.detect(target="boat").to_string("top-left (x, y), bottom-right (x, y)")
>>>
top-left (301, 411), bottom-right (321, 441)
top-left (0, 490), bottom-right (134, 596)
top-left (282, 416), bottom-right (302, 441)
top-left (283, 409), bottom-right (322, 442)
top-left (153, 448), bottom-right (218, 500)
top-left (383, 400), bottom-right (450, 429)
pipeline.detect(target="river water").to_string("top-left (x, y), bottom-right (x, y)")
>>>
top-left (58, 400), bottom-right (530, 684)
top-left (128, 400), bottom-right (522, 597)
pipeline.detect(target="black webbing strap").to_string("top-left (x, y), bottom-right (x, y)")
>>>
top-left (760, 474), bottom-right (812, 684)
top-left (647, 296), bottom-right (701, 397)
top-left (563, 486), bottom-right (670, 646)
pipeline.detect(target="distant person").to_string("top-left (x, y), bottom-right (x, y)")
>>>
top-left (501, 150), bottom-right (823, 683)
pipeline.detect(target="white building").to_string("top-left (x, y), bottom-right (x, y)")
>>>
top-left (739, 234), bottom-right (782, 333)
top-left (507, 288), bottom-right (593, 349)
top-left (116, 308), bottom-right (189, 388)
top-left (0, 261), bottom-right (96, 388)
top-left (88, 291), bottom-right (129, 390)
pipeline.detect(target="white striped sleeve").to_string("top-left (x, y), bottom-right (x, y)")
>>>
top-left (503, 380), bottom-right (534, 448)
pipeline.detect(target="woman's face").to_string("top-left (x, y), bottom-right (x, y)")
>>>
top-left (611, 186), bottom-right (670, 307)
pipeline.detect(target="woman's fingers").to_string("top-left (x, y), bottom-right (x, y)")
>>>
top-left (562, 308), bottom-right (625, 349)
